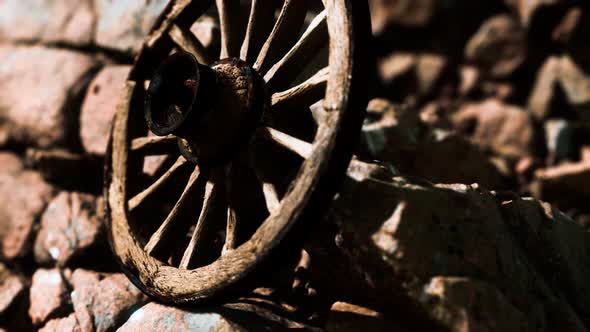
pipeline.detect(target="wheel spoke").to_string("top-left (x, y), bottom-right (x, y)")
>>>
top-left (129, 156), bottom-right (189, 212)
top-left (260, 127), bottom-right (312, 159)
top-left (222, 164), bottom-right (238, 253)
top-left (264, 10), bottom-right (327, 92)
top-left (169, 24), bottom-right (212, 65)
top-left (131, 135), bottom-right (178, 156)
top-left (144, 165), bottom-right (206, 255)
top-left (179, 175), bottom-right (220, 269)
top-left (216, 0), bottom-right (241, 59)
top-left (271, 67), bottom-right (328, 112)
top-left (253, 0), bottom-right (309, 74)
top-left (240, 0), bottom-right (276, 63)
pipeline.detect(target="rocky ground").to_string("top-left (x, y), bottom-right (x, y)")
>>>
top-left (0, 0), bottom-right (589, 331)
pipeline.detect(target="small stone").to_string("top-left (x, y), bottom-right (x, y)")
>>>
top-left (0, 153), bottom-right (54, 261)
top-left (0, 46), bottom-right (98, 148)
top-left (34, 192), bottom-right (104, 266)
top-left (80, 66), bottom-right (131, 155)
top-left (39, 313), bottom-right (81, 332)
top-left (0, 0), bottom-right (94, 46)
top-left (29, 269), bottom-right (69, 326)
top-left (71, 273), bottom-right (146, 332)
top-left (452, 99), bottom-right (538, 159)
top-left (94, 0), bottom-right (169, 54)
top-left (0, 263), bottom-right (25, 315)
top-left (465, 14), bottom-right (527, 78)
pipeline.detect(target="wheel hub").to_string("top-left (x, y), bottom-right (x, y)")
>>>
top-left (145, 52), bottom-right (267, 165)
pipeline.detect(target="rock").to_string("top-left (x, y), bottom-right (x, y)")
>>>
top-left (34, 192), bottom-right (104, 266)
top-left (326, 302), bottom-right (401, 332)
top-left (80, 65), bottom-right (130, 155)
top-left (361, 99), bottom-right (506, 189)
top-left (29, 269), bottom-right (69, 326)
top-left (527, 56), bottom-right (568, 119)
top-left (94, 0), bottom-right (169, 54)
top-left (504, 0), bottom-right (562, 28)
top-left (557, 56), bottom-right (590, 122)
top-left (544, 119), bottom-right (576, 163)
top-left (0, 263), bottom-right (25, 315)
top-left (311, 163), bottom-right (590, 331)
top-left (0, 46), bottom-right (98, 148)
top-left (0, 0), bottom-right (94, 46)
top-left (531, 161), bottom-right (590, 207)
top-left (26, 149), bottom-right (104, 193)
top-left (119, 302), bottom-right (320, 332)
top-left (190, 15), bottom-right (220, 54)
top-left (0, 152), bottom-right (54, 261)
top-left (39, 313), bottom-right (81, 332)
top-left (465, 15), bottom-right (527, 78)
top-left (452, 99), bottom-right (538, 160)
top-left (71, 273), bottom-right (146, 332)
top-left (370, 0), bottom-right (435, 34)
top-left (377, 53), bottom-right (447, 101)
top-left (422, 277), bottom-right (528, 331)
top-left (458, 66), bottom-right (480, 97)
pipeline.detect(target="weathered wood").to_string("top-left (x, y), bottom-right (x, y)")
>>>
top-left (240, 0), bottom-right (276, 64)
top-left (265, 10), bottom-right (328, 92)
top-left (222, 164), bottom-right (238, 254)
top-left (104, 0), bottom-right (370, 303)
top-left (271, 67), bottom-right (329, 112)
top-left (144, 166), bottom-right (204, 255)
top-left (169, 24), bottom-right (212, 65)
top-left (261, 127), bottom-right (312, 159)
top-left (216, 0), bottom-right (241, 58)
top-left (131, 135), bottom-right (178, 155)
top-left (253, 0), bottom-right (308, 74)
top-left (179, 177), bottom-right (219, 269)
top-left (128, 156), bottom-right (189, 212)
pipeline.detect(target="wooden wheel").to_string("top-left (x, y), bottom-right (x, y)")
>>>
top-left (104, 0), bottom-right (370, 303)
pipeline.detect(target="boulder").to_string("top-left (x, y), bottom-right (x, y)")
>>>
top-left (0, 0), bottom-right (94, 46)
top-left (0, 46), bottom-right (98, 148)
top-left (39, 313), bottom-right (81, 332)
top-left (0, 152), bottom-right (54, 261)
top-left (80, 65), bottom-right (130, 155)
top-left (29, 269), bottom-right (70, 326)
top-left (94, 0), bottom-right (169, 54)
top-left (34, 192), bottom-right (104, 266)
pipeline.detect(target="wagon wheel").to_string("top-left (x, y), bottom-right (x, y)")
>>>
top-left (104, 0), bottom-right (370, 303)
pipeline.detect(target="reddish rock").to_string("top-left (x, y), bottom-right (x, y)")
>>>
top-left (0, 0), bottom-right (94, 45)
top-left (71, 273), bottom-right (146, 332)
top-left (29, 269), bottom-right (69, 326)
top-left (465, 15), bottom-right (527, 78)
top-left (0, 263), bottom-right (25, 315)
top-left (94, 0), bottom-right (169, 54)
top-left (80, 66), bottom-right (130, 155)
top-left (0, 152), bottom-right (54, 261)
top-left (34, 192), bottom-right (103, 266)
top-left (39, 313), bottom-right (81, 332)
top-left (119, 302), bottom-right (318, 332)
top-left (0, 46), bottom-right (98, 148)
top-left (452, 99), bottom-right (538, 159)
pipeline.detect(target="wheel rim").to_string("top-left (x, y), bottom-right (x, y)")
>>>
top-left (105, 0), bottom-right (370, 303)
